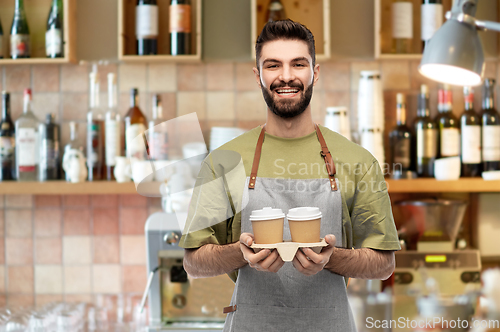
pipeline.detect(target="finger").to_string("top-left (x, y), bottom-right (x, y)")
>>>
top-left (239, 233), bottom-right (255, 247)
top-left (268, 255), bottom-right (285, 273)
top-left (292, 256), bottom-right (304, 272)
top-left (258, 250), bottom-right (280, 270)
top-left (325, 234), bottom-right (336, 247)
top-left (294, 248), bottom-right (312, 268)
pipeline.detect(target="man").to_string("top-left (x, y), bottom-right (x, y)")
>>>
top-left (180, 20), bottom-right (400, 331)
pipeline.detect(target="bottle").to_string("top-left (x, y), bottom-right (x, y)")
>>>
top-left (39, 113), bottom-right (60, 181)
top-left (0, 92), bottom-right (15, 181)
top-left (481, 78), bottom-right (500, 171)
top-left (436, 85), bottom-right (460, 158)
top-left (389, 93), bottom-right (412, 178)
top-left (266, 0), bottom-right (287, 22)
top-left (170, 0), bottom-right (191, 55)
top-left (46, 0), bottom-right (63, 58)
top-left (136, 0), bottom-right (158, 55)
top-left (105, 73), bottom-right (121, 181)
top-left (15, 89), bottom-right (39, 181)
top-left (63, 121), bottom-right (83, 182)
top-left (86, 70), bottom-right (106, 181)
top-left (414, 84), bottom-right (437, 177)
top-left (392, 0), bottom-right (413, 54)
top-left (421, 0), bottom-right (443, 51)
top-left (460, 87), bottom-right (481, 177)
top-left (10, 0), bottom-right (30, 59)
top-left (125, 88), bottom-right (148, 160)
top-left (148, 95), bottom-right (169, 160)
top-left (0, 16), bottom-right (4, 59)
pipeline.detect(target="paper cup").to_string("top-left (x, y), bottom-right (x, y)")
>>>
top-left (287, 207), bottom-right (322, 243)
top-left (250, 207), bottom-right (285, 244)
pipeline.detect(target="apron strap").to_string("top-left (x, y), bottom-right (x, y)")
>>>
top-left (315, 124), bottom-right (338, 191)
top-left (248, 124), bottom-right (338, 191)
top-left (248, 125), bottom-right (266, 189)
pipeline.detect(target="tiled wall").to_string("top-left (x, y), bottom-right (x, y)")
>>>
top-left (0, 58), bottom-right (499, 307)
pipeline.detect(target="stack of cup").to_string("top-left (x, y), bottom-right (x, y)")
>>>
top-left (324, 106), bottom-right (352, 141)
top-left (287, 207), bottom-right (322, 243)
top-left (250, 207), bottom-right (285, 244)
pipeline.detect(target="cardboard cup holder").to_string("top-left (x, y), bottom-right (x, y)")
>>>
top-left (251, 238), bottom-right (328, 262)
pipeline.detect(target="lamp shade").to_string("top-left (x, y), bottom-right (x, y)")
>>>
top-left (418, 18), bottom-right (485, 86)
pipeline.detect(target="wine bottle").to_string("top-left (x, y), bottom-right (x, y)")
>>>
top-left (460, 87), bottom-right (481, 177)
top-left (0, 92), bottom-right (15, 181)
top-left (266, 0), bottom-right (287, 22)
top-left (390, 93), bottom-right (412, 178)
top-left (46, 0), bottom-right (63, 58)
top-left (136, 0), bottom-right (158, 55)
top-left (0, 16), bottom-right (4, 59)
top-left (39, 113), bottom-right (60, 181)
top-left (63, 121), bottom-right (83, 182)
top-left (10, 0), bottom-right (30, 59)
top-left (481, 78), bottom-right (500, 171)
top-left (86, 71), bottom-right (106, 181)
top-left (421, 0), bottom-right (443, 51)
top-left (170, 0), bottom-right (191, 55)
top-left (436, 85), bottom-right (460, 158)
top-left (105, 73), bottom-right (121, 181)
top-left (148, 95), bottom-right (169, 161)
top-left (15, 89), bottom-right (39, 181)
top-left (125, 88), bottom-right (148, 160)
top-left (414, 84), bottom-right (437, 177)
top-left (392, 0), bottom-right (413, 54)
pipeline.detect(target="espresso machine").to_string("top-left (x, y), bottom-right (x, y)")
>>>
top-left (391, 199), bottom-right (482, 330)
top-left (143, 211), bottom-right (235, 331)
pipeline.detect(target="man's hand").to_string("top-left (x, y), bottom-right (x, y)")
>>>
top-left (239, 233), bottom-right (285, 273)
top-left (292, 234), bottom-right (336, 276)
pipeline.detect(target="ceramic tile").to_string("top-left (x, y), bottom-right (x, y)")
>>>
top-left (321, 62), bottom-right (350, 91)
top-left (409, 60), bottom-right (439, 90)
top-left (235, 91), bottom-right (267, 121)
top-left (380, 60), bottom-right (411, 90)
top-left (63, 209), bottom-right (91, 235)
top-left (32, 93), bottom-right (60, 121)
top-left (61, 64), bottom-right (89, 92)
top-left (235, 120), bottom-right (263, 131)
top-left (6, 238), bottom-right (33, 265)
top-left (310, 93), bottom-right (324, 125)
top-left (34, 209), bottom-right (62, 237)
top-left (120, 236), bottom-right (146, 265)
top-left (9, 92), bottom-right (23, 120)
top-left (122, 265), bottom-right (147, 293)
top-left (34, 195), bottom-right (61, 208)
top-left (0, 266), bottom-right (5, 293)
top-left (154, 92), bottom-right (177, 121)
top-left (62, 236), bottom-right (91, 265)
top-left (33, 65), bottom-right (60, 92)
top-left (0, 295), bottom-right (5, 308)
top-left (0, 239), bottom-right (4, 265)
top-left (92, 265), bottom-right (121, 294)
top-left (8, 266), bottom-right (34, 293)
top-left (64, 294), bottom-right (92, 303)
top-left (0, 195), bottom-right (4, 208)
top-left (206, 63), bottom-right (235, 91)
top-left (324, 91), bottom-right (350, 110)
top-left (6, 209), bottom-right (32, 237)
top-left (92, 195), bottom-right (119, 208)
top-left (350, 61), bottom-right (380, 91)
top-left (62, 93), bottom-right (88, 121)
top-left (8, 294), bottom-right (34, 308)
top-left (93, 236), bottom-right (119, 264)
top-left (35, 238), bottom-right (62, 264)
top-left (62, 195), bottom-right (90, 207)
top-left (484, 61), bottom-right (497, 81)
top-left (92, 208), bottom-right (119, 235)
top-left (206, 92), bottom-right (235, 121)
top-left (35, 265), bottom-right (63, 294)
top-left (236, 62), bottom-right (259, 91)
top-left (35, 295), bottom-right (63, 308)
top-left (5, 65), bottom-right (31, 93)
top-left (177, 92), bottom-right (206, 120)
top-left (120, 208), bottom-right (148, 235)
top-left (5, 195), bottom-right (33, 208)
top-left (120, 194), bottom-right (148, 207)
top-left (63, 266), bottom-right (91, 294)
top-left (148, 63), bottom-right (176, 92)
top-left (96, 63), bottom-right (118, 90)
top-left (177, 64), bottom-right (206, 91)
top-left (119, 64), bottom-right (147, 93)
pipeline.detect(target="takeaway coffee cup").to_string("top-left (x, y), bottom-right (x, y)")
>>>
top-left (287, 207), bottom-right (322, 243)
top-left (249, 207), bottom-right (285, 244)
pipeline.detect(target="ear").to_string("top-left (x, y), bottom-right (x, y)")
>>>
top-left (312, 64), bottom-right (320, 86)
top-left (253, 67), bottom-right (261, 88)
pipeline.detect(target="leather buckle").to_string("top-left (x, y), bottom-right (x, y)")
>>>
top-left (223, 304), bottom-right (237, 314)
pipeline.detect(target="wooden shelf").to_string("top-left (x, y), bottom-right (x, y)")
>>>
top-left (0, 181), bottom-right (137, 195)
top-left (0, 0), bottom-right (76, 65)
top-left (386, 178), bottom-right (500, 193)
top-left (119, 54), bottom-right (201, 63)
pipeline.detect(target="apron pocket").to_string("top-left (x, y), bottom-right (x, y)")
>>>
top-left (229, 303), bottom-right (346, 332)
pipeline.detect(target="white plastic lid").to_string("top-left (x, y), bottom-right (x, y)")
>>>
top-left (249, 207), bottom-right (285, 221)
top-left (287, 207), bottom-right (322, 221)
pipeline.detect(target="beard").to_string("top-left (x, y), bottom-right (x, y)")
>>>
top-left (261, 79), bottom-right (314, 119)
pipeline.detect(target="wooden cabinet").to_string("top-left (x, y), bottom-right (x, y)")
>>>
top-left (251, 0), bottom-right (331, 60)
top-left (118, 0), bottom-right (201, 63)
top-left (0, 0), bottom-right (76, 65)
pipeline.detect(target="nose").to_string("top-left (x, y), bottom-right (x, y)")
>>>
top-left (279, 65), bottom-right (296, 83)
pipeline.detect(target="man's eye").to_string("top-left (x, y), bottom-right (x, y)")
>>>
top-left (295, 63), bottom-right (305, 67)
top-left (267, 65), bottom-right (278, 68)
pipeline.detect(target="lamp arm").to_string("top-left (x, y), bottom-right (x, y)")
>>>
top-left (474, 20), bottom-right (500, 33)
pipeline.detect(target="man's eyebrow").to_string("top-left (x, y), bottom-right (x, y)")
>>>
top-left (262, 57), bottom-right (310, 65)
top-left (291, 57), bottom-right (310, 63)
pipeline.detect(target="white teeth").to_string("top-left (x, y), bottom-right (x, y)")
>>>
top-left (276, 89), bottom-right (299, 94)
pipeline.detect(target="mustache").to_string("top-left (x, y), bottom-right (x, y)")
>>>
top-left (270, 81), bottom-right (304, 91)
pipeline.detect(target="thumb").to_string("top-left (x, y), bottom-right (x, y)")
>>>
top-left (325, 234), bottom-right (336, 246)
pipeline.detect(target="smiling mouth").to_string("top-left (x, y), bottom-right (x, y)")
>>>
top-left (275, 88), bottom-right (300, 96)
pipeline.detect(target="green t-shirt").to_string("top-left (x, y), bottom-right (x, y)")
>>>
top-left (179, 125), bottom-right (401, 279)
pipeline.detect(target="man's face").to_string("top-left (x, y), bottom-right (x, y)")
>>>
top-left (254, 39), bottom-right (319, 119)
